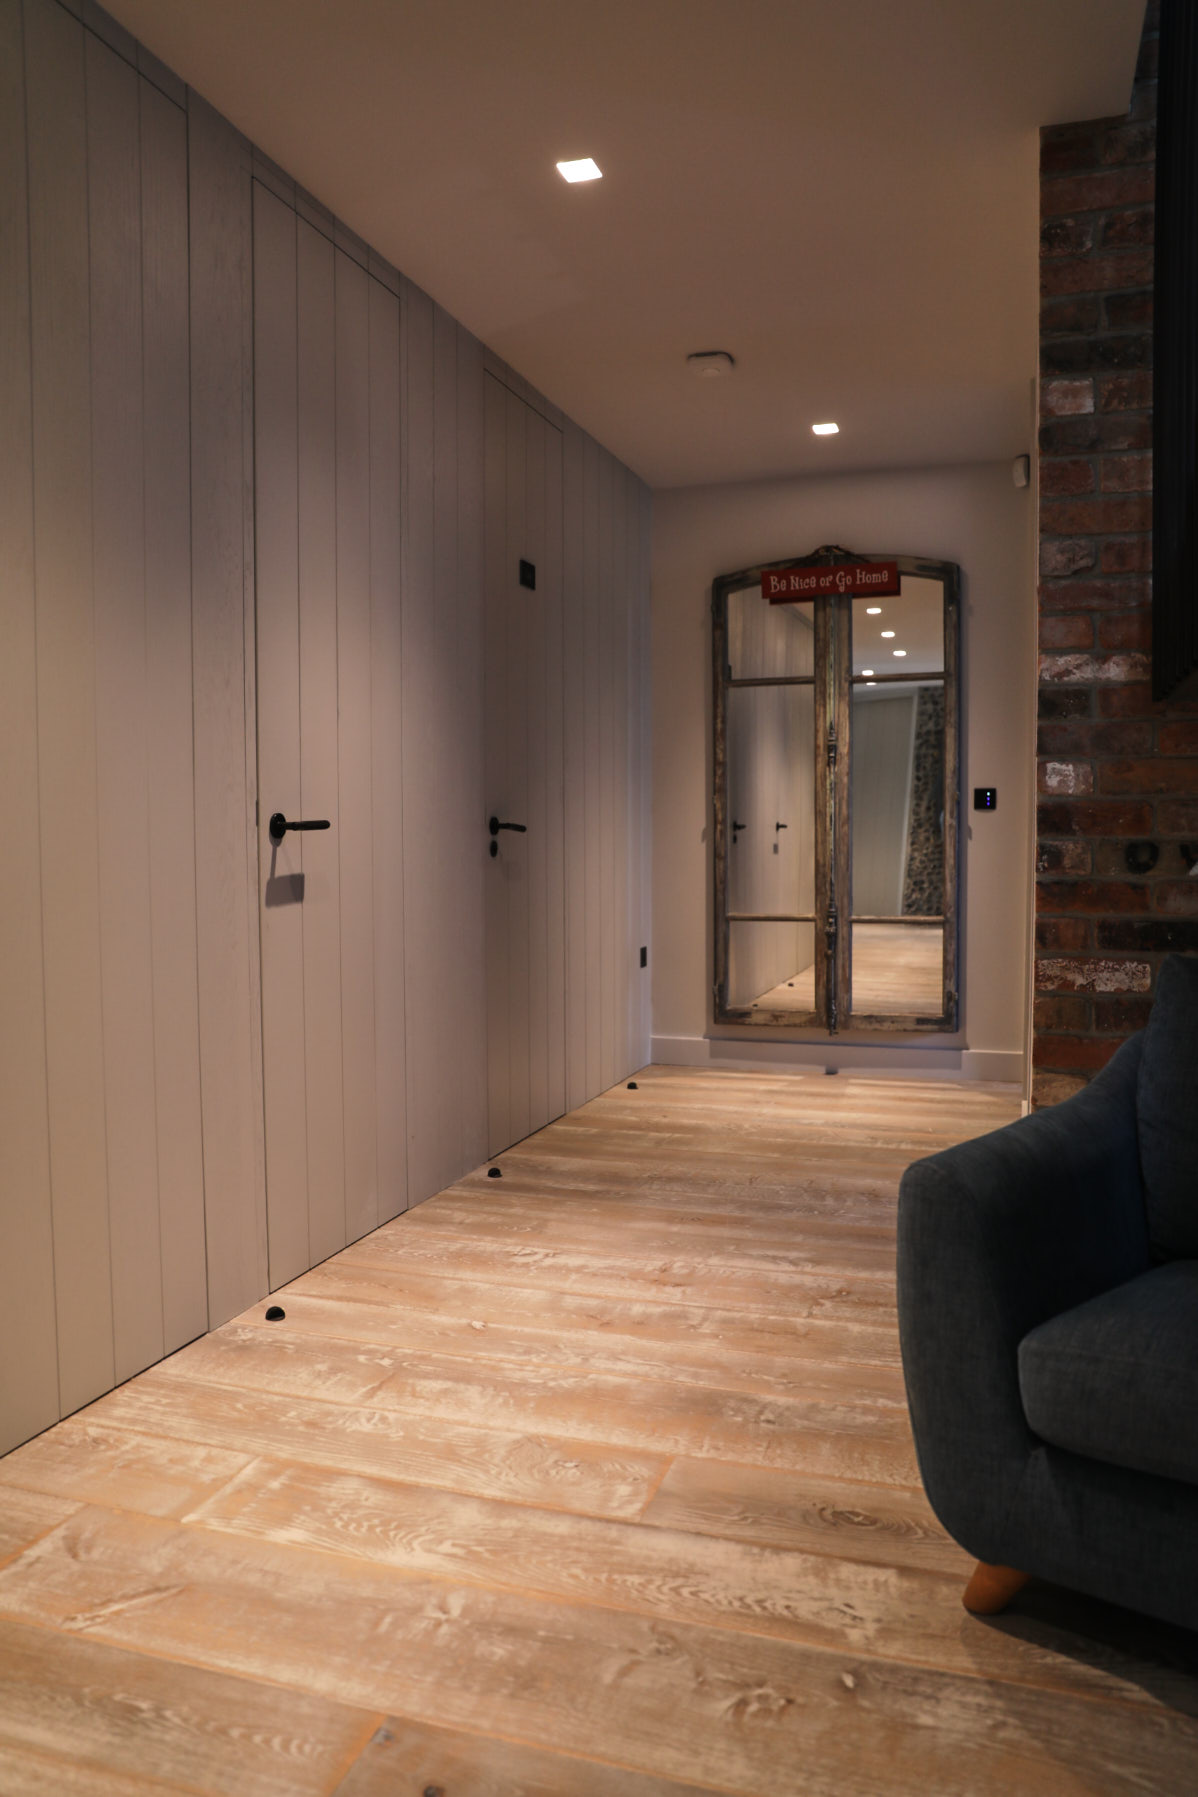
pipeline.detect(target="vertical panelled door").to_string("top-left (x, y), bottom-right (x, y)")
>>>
top-left (484, 376), bottom-right (566, 1156)
top-left (254, 181), bottom-right (406, 1288)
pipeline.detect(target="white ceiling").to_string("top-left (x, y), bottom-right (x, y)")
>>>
top-left (104, 0), bottom-right (1145, 489)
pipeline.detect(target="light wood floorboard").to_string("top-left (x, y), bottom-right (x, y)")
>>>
top-left (1, 1066), bottom-right (1196, 1795)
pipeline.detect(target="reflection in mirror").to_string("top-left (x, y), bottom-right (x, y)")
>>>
top-left (728, 584), bottom-right (815, 679)
top-left (852, 574), bottom-right (944, 676)
top-left (851, 675), bottom-right (945, 1015)
top-left (726, 683), bottom-right (816, 1014)
top-left (728, 921), bottom-right (818, 1016)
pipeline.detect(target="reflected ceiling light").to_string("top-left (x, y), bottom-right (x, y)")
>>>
top-left (881, 629), bottom-right (895, 638)
top-left (866, 680), bottom-right (877, 686)
top-left (862, 669), bottom-right (874, 676)
top-left (557, 157), bottom-right (602, 182)
top-left (893, 649), bottom-right (907, 657)
top-left (866, 606), bottom-right (882, 615)
top-left (812, 422), bottom-right (839, 436)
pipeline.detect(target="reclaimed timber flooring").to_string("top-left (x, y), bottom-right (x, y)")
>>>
top-left (1, 1066), bottom-right (1197, 1795)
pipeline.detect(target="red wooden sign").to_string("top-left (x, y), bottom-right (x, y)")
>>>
top-left (762, 560), bottom-right (900, 603)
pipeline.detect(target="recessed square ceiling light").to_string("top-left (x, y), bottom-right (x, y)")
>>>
top-left (893, 648), bottom-right (907, 656)
top-left (557, 158), bottom-right (602, 183)
top-left (866, 606), bottom-right (882, 615)
top-left (811, 422), bottom-right (839, 436)
top-left (881, 629), bottom-right (895, 638)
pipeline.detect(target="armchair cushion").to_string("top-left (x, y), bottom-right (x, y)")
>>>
top-left (1137, 952), bottom-right (1198, 1260)
top-left (1018, 1260), bottom-right (1198, 1487)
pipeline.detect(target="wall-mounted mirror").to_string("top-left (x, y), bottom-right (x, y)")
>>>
top-left (713, 546), bottom-right (959, 1033)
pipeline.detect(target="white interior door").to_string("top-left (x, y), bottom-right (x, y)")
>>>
top-left (484, 375), bottom-right (566, 1156)
top-left (254, 181), bottom-right (405, 1288)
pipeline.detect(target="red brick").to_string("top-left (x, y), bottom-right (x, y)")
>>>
top-left (1039, 687), bottom-right (1092, 721)
top-left (1159, 722), bottom-right (1198, 754)
top-left (1159, 799), bottom-right (1198, 833)
top-left (1039, 539), bottom-right (1098, 578)
top-left (1097, 682), bottom-right (1156, 719)
top-left (1034, 993), bottom-right (1091, 1032)
top-left (1040, 252), bottom-right (1152, 297)
top-left (1040, 129), bottom-right (1100, 176)
top-left (1036, 839), bottom-right (1092, 875)
top-left (1036, 799), bottom-right (1154, 836)
top-left (1098, 122), bottom-right (1156, 167)
top-left (1036, 880), bottom-right (1149, 914)
top-left (1042, 169), bottom-right (1154, 217)
top-left (1154, 880), bottom-right (1198, 915)
top-left (1032, 1033), bottom-right (1121, 1073)
top-left (1100, 537), bottom-right (1152, 573)
top-left (1037, 720), bottom-right (1153, 757)
top-left (1040, 379), bottom-right (1094, 418)
top-left (1094, 840), bottom-right (1158, 879)
top-left (1104, 291), bottom-right (1153, 329)
top-left (1099, 453), bottom-right (1152, 492)
top-left (1099, 918), bottom-right (1198, 952)
top-left (1038, 759), bottom-right (1094, 796)
top-left (1039, 458), bottom-right (1095, 498)
top-left (1098, 610), bottom-right (1152, 651)
top-left (1101, 209), bottom-right (1153, 248)
top-left (1039, 614), bottom-right (1094, 650)
top-left (1041, 334), bottom-right (1151, 377)
top-left (1038, 577), bottom-right (1150, 612)
top-left (1099, 371), bottom-right (1153, 410)
top-left (1041, 215), bottom-right (1096, 257)
top-left (1035, 917), bottom-right (1092, 951)
top-left (1039, 651), bottom-right (1150, 685)
top-left (1039, 413), bottom-right (1151, 454)
top-left (1094, 994), bottom-right (1153, 1031)
top-left (1098, 758), bottom-right (1198, 795)
top-left (1041, 297), bottom-right (1102, 336)
top-left (1035, 955), bottom-right (1151, 993)
top-left (1040, 495), bottom-right (1151, 534)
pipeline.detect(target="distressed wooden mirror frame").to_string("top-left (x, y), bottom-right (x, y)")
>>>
top-left (712, 545), bottom-right (961, 1034)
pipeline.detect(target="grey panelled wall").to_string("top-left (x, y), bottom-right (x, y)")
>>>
top-left (0, 0), bottom-right (650, 1457)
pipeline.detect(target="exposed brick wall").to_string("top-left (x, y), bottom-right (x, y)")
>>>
top-left (1035, 2), bottom-right (1198, 1105)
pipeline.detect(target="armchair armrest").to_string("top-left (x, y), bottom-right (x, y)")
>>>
top-left (896, 1034), bottom-right (1151, 1561)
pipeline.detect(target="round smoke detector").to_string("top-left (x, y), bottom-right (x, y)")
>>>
top-left (687, 350), bottom-right (736, 379)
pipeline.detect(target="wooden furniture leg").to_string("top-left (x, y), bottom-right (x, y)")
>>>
top-left (962, 1562), bottom-right (1030, 1615)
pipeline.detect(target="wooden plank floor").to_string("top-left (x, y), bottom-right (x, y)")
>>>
top-left (2, 1067), bottom-right (1197, 1795)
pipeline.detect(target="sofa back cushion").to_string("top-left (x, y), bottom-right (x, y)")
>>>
top-left (1137, 952), bottom-right (1198, 1260)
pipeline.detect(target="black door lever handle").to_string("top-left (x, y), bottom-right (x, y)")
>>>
top-left (269, 812), bottom-right (331, 842)
top-left (489, 817), bottom-right (527, 835)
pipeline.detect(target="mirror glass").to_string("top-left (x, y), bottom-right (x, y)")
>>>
top-left (725, 683), bottom-right (816, 1016)
top-left (728, 583), bottom-right (815, 679)
top-left (850, 574), bottom-right (947, 1018)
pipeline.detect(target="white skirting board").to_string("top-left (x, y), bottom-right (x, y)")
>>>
top-left (650, 1036), bottom-right (1023, 1085)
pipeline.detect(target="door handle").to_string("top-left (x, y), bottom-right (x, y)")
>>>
top-left (489, 816), bottom-right (526, 857)
top-left (269, 812), bottom-right (331, 842)
top-left (775, 821), bottom-right (788, 831)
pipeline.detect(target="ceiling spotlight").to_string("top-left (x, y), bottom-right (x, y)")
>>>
top-left (881, 629), bottom-right (895, 638)
top-left (866, 606), bottom-right (882, 615)
top-left (812, 422), bottom-right (839, 436)
top-left (557, 157), bottom-right (602, 183)
top-left (893, 649), bottom-right (907, 657)
top-left (687, 351), bottom-right (735, 379)
top-left (862, 669), bottom-right (874, 676)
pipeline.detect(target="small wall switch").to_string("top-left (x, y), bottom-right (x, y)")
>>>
top-left (639, 946), bottom-right (648, 968)
top-left (519, 559), bottom-right (536, 590)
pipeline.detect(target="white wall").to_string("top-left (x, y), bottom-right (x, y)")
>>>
top-left (651, 461), bottom-right (1036, 1081)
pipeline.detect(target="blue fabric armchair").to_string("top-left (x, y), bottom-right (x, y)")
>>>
top-left (897, 953), bottom-right (1198, 1632)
